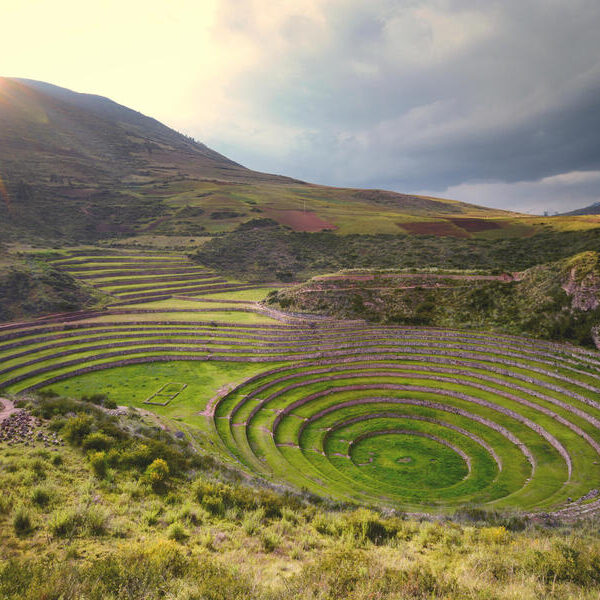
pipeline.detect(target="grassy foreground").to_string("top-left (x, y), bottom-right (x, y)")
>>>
top-left (2, 394), bottom-right (600, 600)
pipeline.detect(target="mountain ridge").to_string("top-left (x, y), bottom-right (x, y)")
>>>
top-left (0, 77), bottom-right (592, 243)
top-left (563, 201), bottom-right (600, 216)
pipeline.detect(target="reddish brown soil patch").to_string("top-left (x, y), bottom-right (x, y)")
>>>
top-left (449, 218), bottom-right (502, 232)
top-left (399, 221), bottom-right (469, 238)
top-left (271, 210), bottom-right (336, 232)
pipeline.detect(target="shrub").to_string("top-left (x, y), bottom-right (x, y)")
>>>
top-left (84, 506), bottom-right (109, 536)
top-left (61, 415), bottom-right (93, 445)
top-left (81, 393), bottom-right (117, 410)
top-left (167, 522), bottom-right (188, 542)
top-left (194, 479), bottom-right (285, 516)
top-left (201, 494), bottom-right (224, 516)
top-left (524, 540), bottom-right (600, 586)
top-left (119, 443), bottom-right (152, 469)
top-left (81, 393), bottom-right (108, 405)
top-left (144, 506), bottom-right (162, 526)
top-left (13, 506), bottom-right (33, 537)
top-left (32, 396), bottom-right (83, 419)
top-left (103, 397), bottom-right (117, 409)
top-left (30, 458), bottom-right (46, 480)
top-left (89, 451), bottom-right (108, 479)
top-left (312, 512), bottom-right (343, 537)
top-left (82, 432), bottom-right (114, 451)
top-left (341, 509), bottom-right (395, 545)
top-left (48, 416), bottom-right (67, 432)
top-left (0, 541), bottom-right (258, 599)
top-left (121, 479), bottom-right (146, 500)
top-left (178, 503), bottom-right (202, 526)
top-left (49, 506), bottom-right (108, 538)
top-left (49, 509), bottom-right (79, 538)
top-left (281, 506), bottom-right (299, 525)
top-left (259, 530), bottom-right (280, 553)
top-left (242, 508), bottom-right (264, 535)
top-left (199, 531), bottom-right (214, 550)
top-left (144, 458), bottom-right (169, 491)
top-left (31, 486), bottom-right (52, 508)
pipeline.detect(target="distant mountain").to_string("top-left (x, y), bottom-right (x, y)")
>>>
top-left (563, 202), bottom-right (600, 216)
top-left (0, 78), bottom-right (528, 243)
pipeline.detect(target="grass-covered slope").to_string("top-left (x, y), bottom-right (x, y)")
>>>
top-left (267, 252), bottom-right (600, 347)
top-left (4, 249), bottom-right (600, 597)
top-left (0, 253), bottom-right (105, 322)
top-left (194, 223), bottom-right (600, 282)
top-left (3, 393), bottom-right (600, 600)
top-left (5, 78), bottom-right (599, 244)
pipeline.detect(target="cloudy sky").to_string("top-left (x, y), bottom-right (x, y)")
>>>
top-left (2, 0), bottom-right (600, 214)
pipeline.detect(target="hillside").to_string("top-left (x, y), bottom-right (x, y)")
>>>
top-left (4, 77), bottom-right (600, 600)
top-left (267, 251), bottom-right (600, 347)
top-left (3, 249), bottom-right (600, 599)
top-left (0, 252), bottom-right (105, 321)
top-left (0, 77), bottom-right (569, 244)
top-left (193, 222), bottom-right (600, 281)
top-left (564, 202), bottom-right (600, 216)
top-left (3, 392), bottom-right (600, 600)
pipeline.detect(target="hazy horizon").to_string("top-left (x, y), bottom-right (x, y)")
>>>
top-left (2, 0), bottom-right (599, 215)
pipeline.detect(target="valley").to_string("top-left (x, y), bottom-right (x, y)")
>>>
top-left (2, 76), bottom-right (600, 600)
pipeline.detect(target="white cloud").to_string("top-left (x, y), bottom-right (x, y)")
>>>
top-left (541, 171), bottom-right (600, 186)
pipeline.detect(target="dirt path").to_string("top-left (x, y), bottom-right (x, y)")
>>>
top-left (316, 273), bottom-right (515, 282)
top-left (199, 384), bottom-right (236, 417)
top-left (0, 398), bottom-right (18, 423)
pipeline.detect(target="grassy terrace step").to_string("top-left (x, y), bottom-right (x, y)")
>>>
top-left (5, 327), bottom-right (600, 398)
top-left (46, 251), bottom-right (280, 307)
top-left (50, 256), bottom-right (185, 266)
top-left (71, 266), bottom-right (208, 276)
top-left (2, 317), bottom-right (600, 370)
top-left (90, 273), bottom-right (223, 287)
top-left (102, 277), bottom-right (227, 294)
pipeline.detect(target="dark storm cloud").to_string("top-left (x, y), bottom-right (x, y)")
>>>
top-left (199, 0), bottom-right (600, 212)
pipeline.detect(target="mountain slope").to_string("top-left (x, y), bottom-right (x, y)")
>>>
top-left (0, 77), bottom-right (290, 184)
top-left (267, 251), bottom-right (600, 347)
top-left (0, 77), bottom-right (308, 241)
top-left (0, 77), bottom-right (590, 243)
top-left (564, 201), bottom-right (600, 216)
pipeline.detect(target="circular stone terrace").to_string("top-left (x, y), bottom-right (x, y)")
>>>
top-left (3, 250), bottom-right (600, 517)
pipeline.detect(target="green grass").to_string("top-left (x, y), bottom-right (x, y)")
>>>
top-left (197, 288), bottom-right (276, 302)
top-left (86, 310), bottom-right (280, 324)
top-left (211, 356), bottom-right (600, 511)
top-left (5, 398), bottom-right (600, 600)
top-left (44, 361), bottom-right (275, 433)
